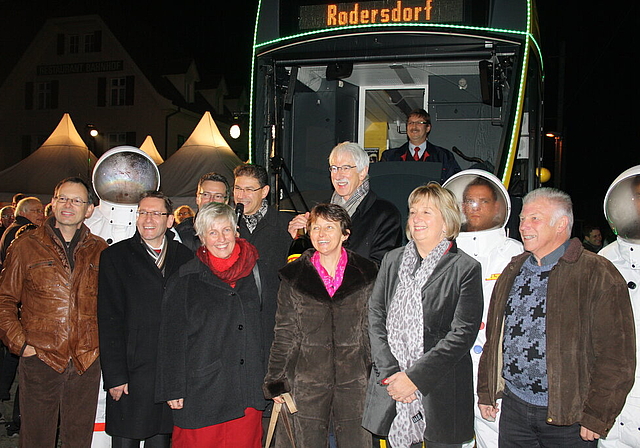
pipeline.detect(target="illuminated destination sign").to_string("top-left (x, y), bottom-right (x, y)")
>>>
top-left (299, 0), bottom-right (464, 30)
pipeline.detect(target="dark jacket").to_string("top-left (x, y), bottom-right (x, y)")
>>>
top-left (346, 190), bottom-right (402, 265)
top-left (0, 215), bottom-right (35, 265)
top-left (155, 256), bottom-right (269, 429)
top-left (477, 238), bottom-right (635, 437)
top-left (381, 141), bottom-right (461, 183)
top-left (175, 217), bottom-right (199, 252)
top-left (98, 231), bottom-right (193, 439)
top-left (363, 242), bottom-right (483, 444)
top-left (238, 205), bottom-right (292, 354)
top-left (0, 218), bottom-right (107, 373)
top-left (264, 249), bottom-right (378, 447)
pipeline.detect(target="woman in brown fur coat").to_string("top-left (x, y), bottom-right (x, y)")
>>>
top-left (263, 203), bottom-right (378, 447)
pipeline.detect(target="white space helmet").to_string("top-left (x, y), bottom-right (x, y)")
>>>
top-left (604, 165), bottom-right (640, 243)
top-left (92, 146), bottom-right (160, 205)
top-left (444, 169), bottom-right (510, 231)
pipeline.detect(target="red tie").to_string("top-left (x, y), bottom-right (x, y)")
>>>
top-left (413, 148), bottom-right (420, 161)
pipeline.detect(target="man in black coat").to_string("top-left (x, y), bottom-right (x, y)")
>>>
top-left (380, 108), bottom-right (461, 183)
top-left (98, 191), bottom-right (193, 447)
top-left (288, 142), bottom-right (402, 265)
top-left (233, 164), bottom-right (292, 355)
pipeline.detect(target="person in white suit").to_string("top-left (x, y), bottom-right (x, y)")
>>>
top-left (598, 165), bottom-right (640, 448)
top-left (444, 169), bottom-right (523, 447)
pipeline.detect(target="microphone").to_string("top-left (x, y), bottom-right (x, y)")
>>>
top-left (234, 203), bottom-right (244, 229)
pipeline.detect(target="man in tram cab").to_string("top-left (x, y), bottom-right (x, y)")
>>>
top-left (381, 108), bottom-right (461, 183)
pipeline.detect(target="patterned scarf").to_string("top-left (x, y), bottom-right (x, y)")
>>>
top-left (196, 238), bottom-right (259, 287)
top-left (141, 236), bottom-right (167, 275)
top-left (331, 177), bottom-right (370, 217)
top-left (243, 200), bottom-right (268, 233)
top-left (386, 238), bottom-right (451, 448)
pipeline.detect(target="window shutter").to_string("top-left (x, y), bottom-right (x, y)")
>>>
top-left (94, 30), bottom-right (102, 52)
top-left (51, 80), bottom-right (59, 109)
top-left (125, 76), bottom-right (135, 105)
top-left (25, 82), bottom-right (33, 110)
top-left (57, 34), bottom-right (65, 55)
top-left (97, 77), bottom-right (106, 107)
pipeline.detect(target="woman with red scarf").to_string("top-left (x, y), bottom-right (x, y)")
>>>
top-left (156, 202), bottom-right (268, 448)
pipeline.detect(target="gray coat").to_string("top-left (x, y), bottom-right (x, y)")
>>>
top-left (362, 242), bottom-right (483, 444)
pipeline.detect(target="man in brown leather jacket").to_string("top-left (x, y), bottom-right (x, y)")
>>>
top-left (0, 177), bottom-right (108, 447)
top-left (477, 187), bottom-right (635, 447)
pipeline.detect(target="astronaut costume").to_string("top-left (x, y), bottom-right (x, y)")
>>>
top-left (444, 169), bottom-right (523, 448)
top-left (85, 146), bottom-right (161, 447)
top-left (598, 165), bottom-right (640, 448)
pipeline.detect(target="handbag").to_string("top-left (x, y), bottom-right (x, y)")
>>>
top-left (264, 392), bottom-right (298, 448)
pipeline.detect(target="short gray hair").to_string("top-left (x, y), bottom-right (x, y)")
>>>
top-left (329, 142), bottom-right (369, 173)
top-left (523, 187), bottom-right (574, 235)
top-left (15, 197), bottom-right (42, 217)
top-left (194, 202), bottom-right (237, 240)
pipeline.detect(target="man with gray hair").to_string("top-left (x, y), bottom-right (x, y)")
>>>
top-left (288, 141), bottom-right (402, 264)
top-left (477, 187), bottom-right (635, 446)
top-left (0, 197), bottom-right (44, 266)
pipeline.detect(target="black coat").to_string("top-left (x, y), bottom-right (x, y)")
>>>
top-left (238, 205), bottom-right (292, 354)
top-left (346, 190), bottom-right (402, 265)
top-left (155, 256), bottom-right (270, 429)
top-left (363, 243), bottom-right (483, 444)
top-left (97, 231), bottom-right (193, 439)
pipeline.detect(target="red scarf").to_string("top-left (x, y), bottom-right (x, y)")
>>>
top-left (196, 238), bottom-right (259, 287)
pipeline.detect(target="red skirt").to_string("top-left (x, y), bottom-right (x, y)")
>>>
top-left (172, 407), bottom-right (263, 448)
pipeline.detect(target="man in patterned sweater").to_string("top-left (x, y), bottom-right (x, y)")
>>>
top-left (477, 187), bottom-right (635, 447)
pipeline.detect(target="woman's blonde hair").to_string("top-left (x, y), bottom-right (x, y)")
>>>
top-left (406, 182), bottom-right (461, 241)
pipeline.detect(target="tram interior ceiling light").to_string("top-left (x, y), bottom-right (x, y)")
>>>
top-left (326, 62), bottom-right (353, 81)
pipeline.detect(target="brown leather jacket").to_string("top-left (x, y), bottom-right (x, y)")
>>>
top-left (0, 219), bottom-right (107, 373)
top-left (477, 238), bottom-right (635, 436)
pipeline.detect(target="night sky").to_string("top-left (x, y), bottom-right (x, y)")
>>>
top-left (1, 0), bottom-right (638, 233)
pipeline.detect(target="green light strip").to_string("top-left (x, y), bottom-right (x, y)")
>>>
top-left (247, 0), bottom-right (264, 161)
top-left (256, 21), bottom-right (529, 49)
top-left (500, 0), bottom-right (533, 188)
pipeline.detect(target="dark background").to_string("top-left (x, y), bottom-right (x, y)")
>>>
top-left (0, 0), bottom-right (638, 235)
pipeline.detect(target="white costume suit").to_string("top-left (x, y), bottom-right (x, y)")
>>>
top-left (445, 170), bottom-right (523, 447)
top-left (599, 165), bottom-right (640, 448)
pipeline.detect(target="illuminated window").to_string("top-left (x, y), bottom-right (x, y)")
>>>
top-left (110, 77), bottom-right (127, 106)
top-left (69, 35), bottom-right (80, 54)
top-left (36, 82), bottom-right (52, 109)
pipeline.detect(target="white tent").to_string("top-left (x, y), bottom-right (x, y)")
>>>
top-left (159, 111), bottom-right (242, 197)
top-left (0, 113), bottom-right (97, 195)
top-left (139, 135), bottom-right (164, 165)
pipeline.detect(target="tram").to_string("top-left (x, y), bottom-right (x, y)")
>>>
top-left (250, 0), bottom-right (544, 212)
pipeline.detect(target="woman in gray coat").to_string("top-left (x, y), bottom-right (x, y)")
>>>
top-left (362, 183), bottom-right (483, 448)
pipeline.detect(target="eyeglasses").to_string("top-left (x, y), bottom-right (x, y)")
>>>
top-left (407, 121), bottom-right (429, 126)
top-left (137, 211), bottom-right (170, 217)
top-left (233, 186), bottom-right (263, 193)
top-left (328, 165), bottom-right (357, 174)
top-left (53, 196), bottom-right (89, 206)
top-left (198, 192), bottom-right (227, 201)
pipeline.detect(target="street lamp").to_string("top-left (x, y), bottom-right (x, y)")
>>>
top-left (86, 124), bottom-right (99, 180)
top-left (545, 131), bottom-right (563, 189)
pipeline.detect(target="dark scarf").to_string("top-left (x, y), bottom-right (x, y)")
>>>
top-left (196, 238), bottom-right (258, 287)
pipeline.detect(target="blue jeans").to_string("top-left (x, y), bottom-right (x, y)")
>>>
top-left (499, 388), bottom-right (597, 448)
